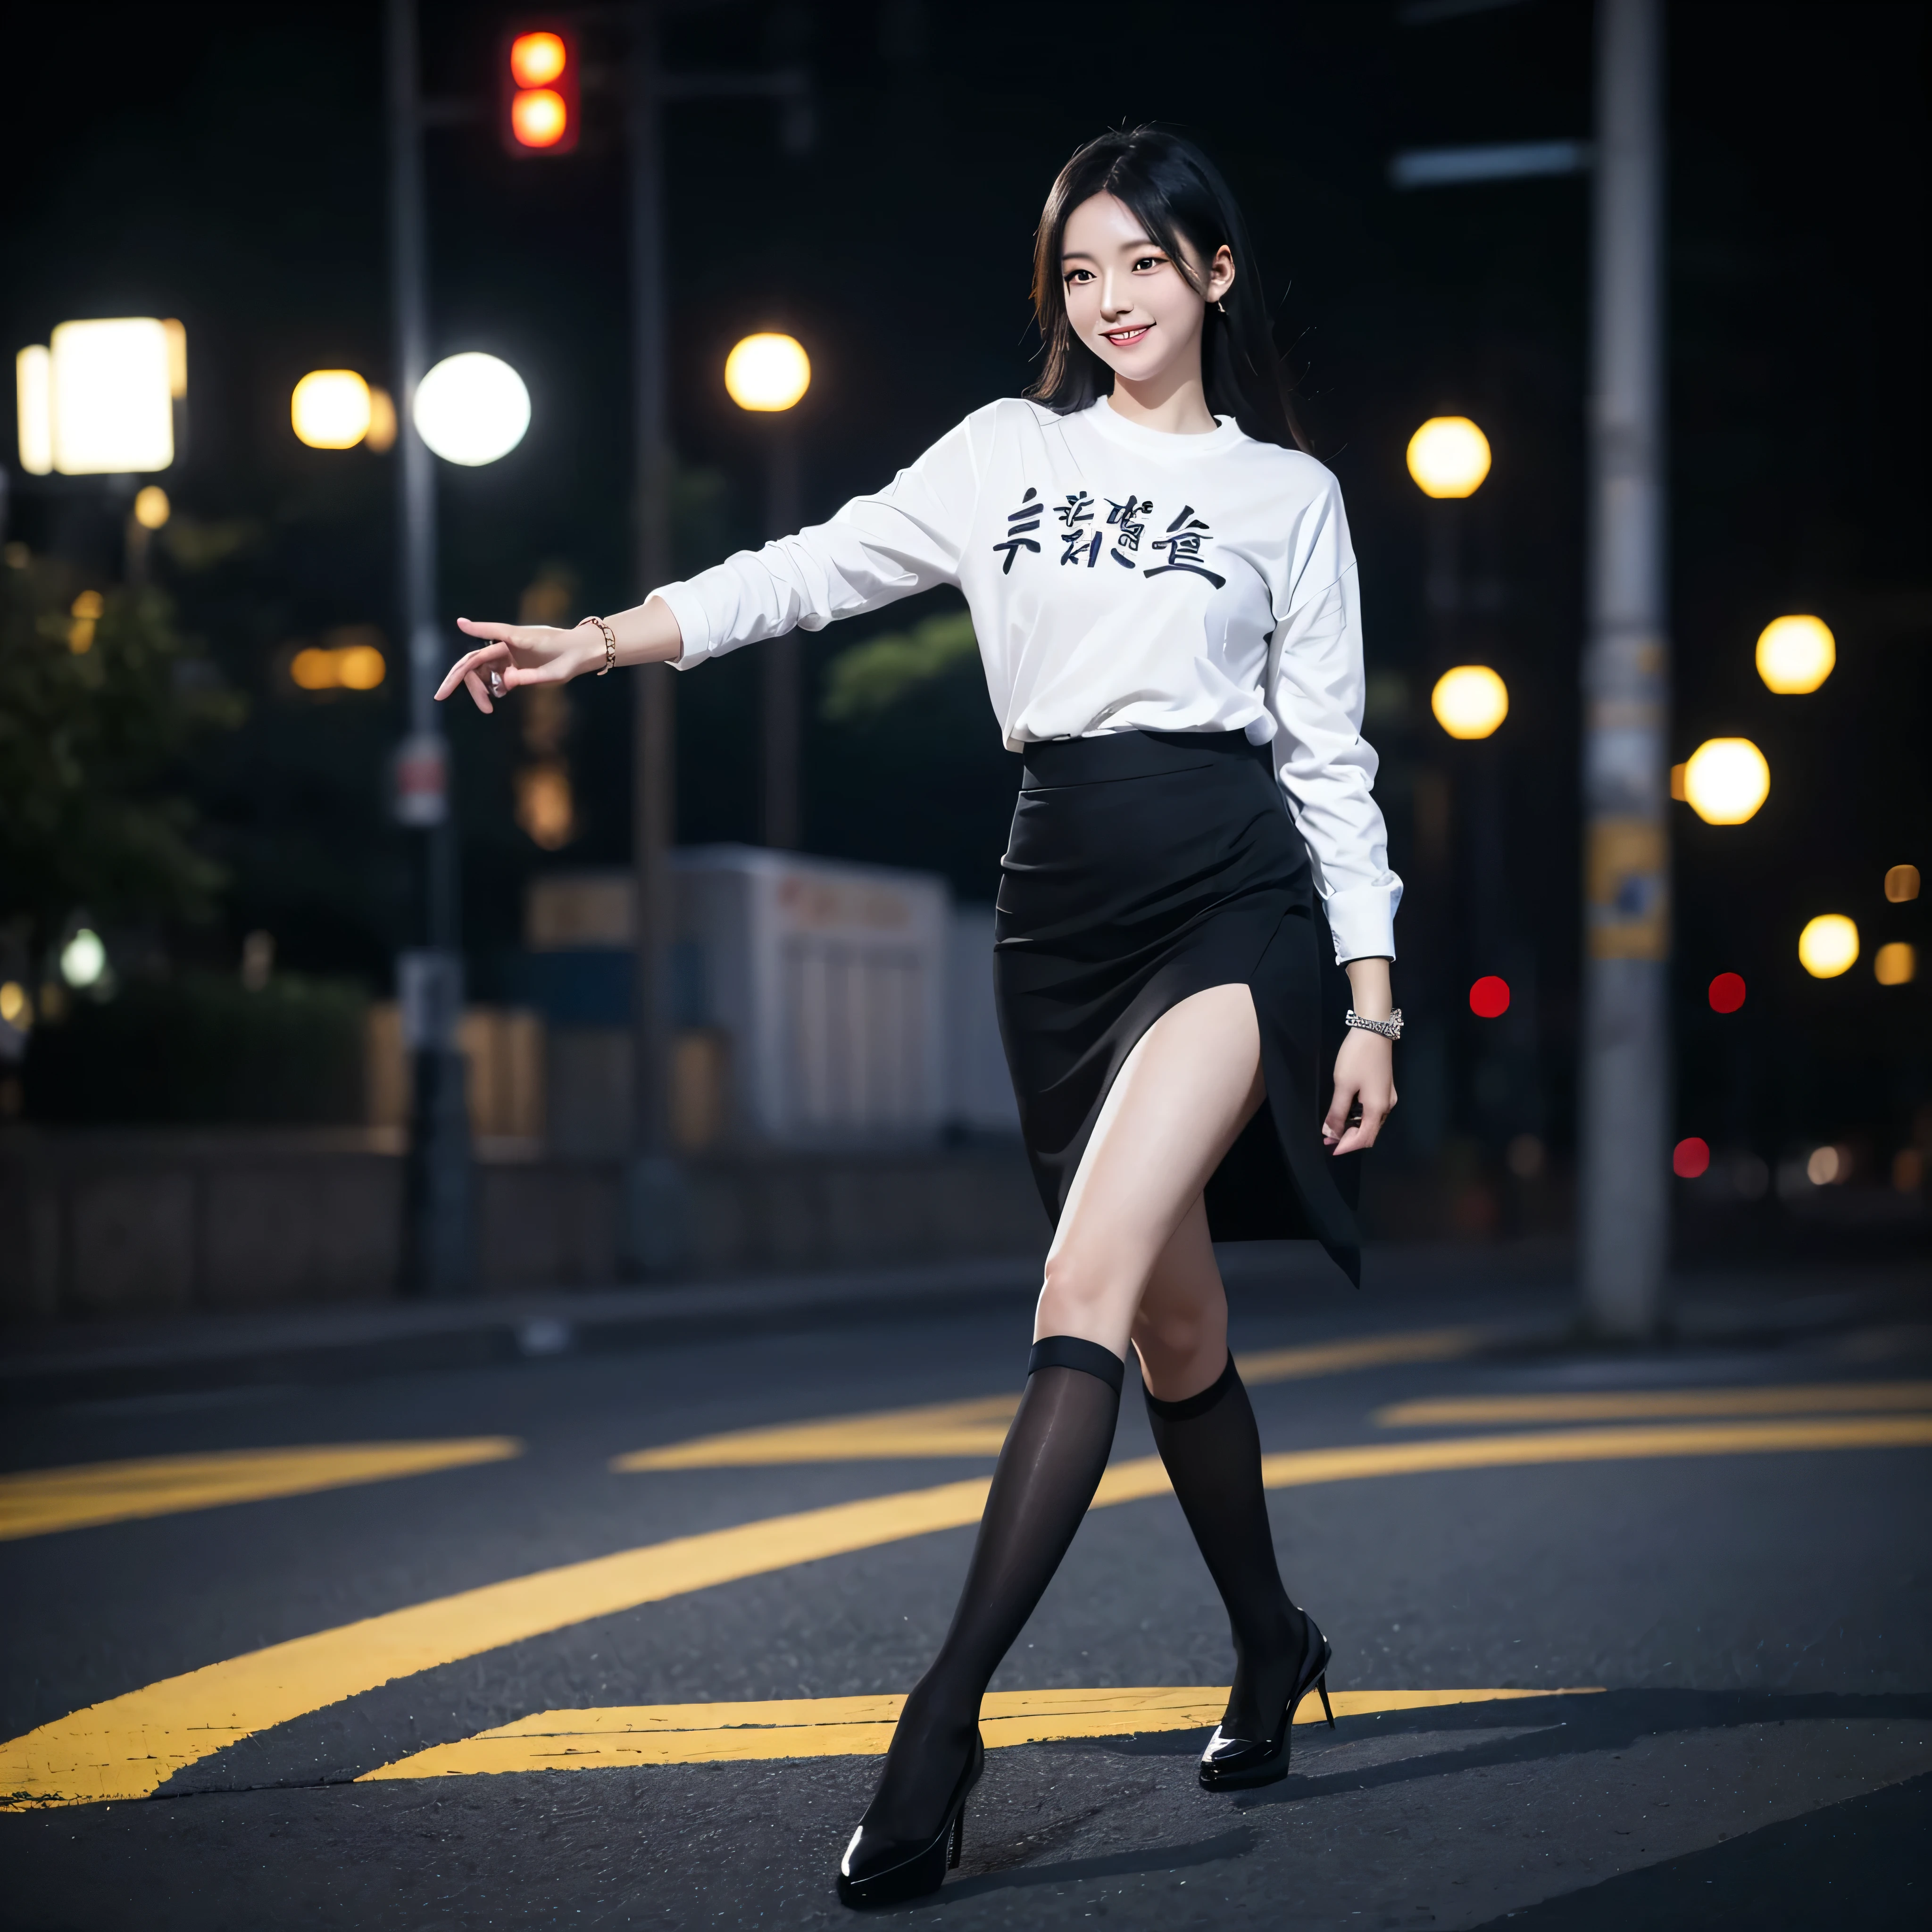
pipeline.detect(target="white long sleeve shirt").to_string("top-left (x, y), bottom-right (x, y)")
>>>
top-left (654, 395), bottom-right (1402, 962)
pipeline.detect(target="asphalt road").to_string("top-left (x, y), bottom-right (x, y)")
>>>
top-left (3, 1255), bottom-right (1928, 1930)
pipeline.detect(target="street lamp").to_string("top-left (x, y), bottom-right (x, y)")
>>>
top-left (412, 352), bottom-right (530, 466)
top-left (1430, 665), bottom-right (1508, 739)
top-left (1406, 415), bottom-right (1491, 498)
top-left (726, 331), bottom-right (810, 849)
top-left (292, 370), bottom-right (376, 449)
top-left (1682, 737), bottom-right (1769, 825)
top-left (1755, 614), bottom-right (1834, 695)
top-left (1798, 914), bottom-right (1858, 980)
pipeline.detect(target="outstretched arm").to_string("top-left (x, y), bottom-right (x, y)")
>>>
top-left (434, 596), bottom-right (684, 714)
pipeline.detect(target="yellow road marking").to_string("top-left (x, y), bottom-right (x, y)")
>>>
top-left (359, 1684), bottom-right (1603, 1780)
top-left (614, 1397), bottom-right (1020, 1469)
top-left (1377, 1382), bottom-right (1932, 1429)
top-left (7, 1412), bottom-right (1926, 1809)
top-left (0, 1440), bottom-right (525, 1542)
top-left (614, 1326), bottom-right (1486, 1471)
top-left (1237, 1327), bottom-right (1486, 1385)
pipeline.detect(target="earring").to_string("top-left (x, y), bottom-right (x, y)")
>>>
top-left (1216, 299), bottom-right (1228, 314)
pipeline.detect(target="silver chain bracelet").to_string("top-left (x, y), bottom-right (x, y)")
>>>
top-left (1345, 1008), bottom-right (1403, 1041)
top-left (579, 615), bottom-right (617, 675)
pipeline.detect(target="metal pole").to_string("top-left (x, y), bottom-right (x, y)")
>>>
top-left (1580, 0), bottom-right (1669, 1337)
top-left (624, 0), bottom-right (684, 1269)
top-left (389, 0), bottom-right (472, 1296)
top-left (760, 427), bottom-right (801, 849)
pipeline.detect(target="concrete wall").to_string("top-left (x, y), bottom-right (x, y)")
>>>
top-left (0, 1129), bottom-right (1048, 1324)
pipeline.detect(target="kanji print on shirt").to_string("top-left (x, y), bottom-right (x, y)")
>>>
top-left (992, 488), bottom-right (1042, 574)
top-left (1145, 505), bottom-right (1226, 588)
top-left (1105, 495), bottom-right (1149, 569)
top-left (990, 488), bottom-right (1223, 586)
top-left (1054, 490), bottom-right (1100, 568)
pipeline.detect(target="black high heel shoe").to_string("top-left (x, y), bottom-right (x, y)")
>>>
top-left (838, 1731), bottom-right (985, 1909)
top-left (1198, 1610), bottom-right (1334, 1791)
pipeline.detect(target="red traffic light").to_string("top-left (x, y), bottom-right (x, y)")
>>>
top-left (502, 25), bottom-right (579, 155)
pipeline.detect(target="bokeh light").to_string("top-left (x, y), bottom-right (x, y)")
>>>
top-left (60, 929), bottom-right (106, 990)
top-left (1874, 942), bottom-right (1916, 987)
top-left (724, 333), bottom-right (812, 412)
top-left (412, 353), bottom-right (530, 466)
top-left (291, 642), bottom-right (386, 691)
top-left (508, 30), bottom-right (567, 86)
top-left (1798, 914), bottom-right (1859, 979)
top-left (1707, 972), bottom-right (1747, 1014)
top-left (1405, 416), bottom-right (1491, 498)
top-left (1672, 1137), bottom-right (1710, 1179)
top-left (1683, 737), bottom-right (1770, 824)
top-left (510, 88), bottom-right (568, 148)
top-left (1884, 864), bottom-right (1920, 903)
top-left (0, 981), bottom-right (30, 1026)
top-left (49, 317), bottom-right (175, 475)
top-left (1755, 614), bottom-right (1835, 694)
top-left (1430, 665), bottom-right (1508, 740)
top-left (132, 485), bottom-right (170, 529)
top-left (1468, 975), bottom-right (1510, 1018)
top-left (291, 370), bottom-right (373, 450)
top-left (1806, 1145), bottom-right (1844, 1186)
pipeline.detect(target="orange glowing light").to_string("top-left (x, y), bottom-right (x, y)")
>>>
top-left (509, 31), bottom-right (567, 88)
top-left (510, 88), bottom-right (568, 148)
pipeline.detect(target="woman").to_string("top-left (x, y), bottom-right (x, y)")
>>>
top-left (439, 126), bottom-right (1400, 1908)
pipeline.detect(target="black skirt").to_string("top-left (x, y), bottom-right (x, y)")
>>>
top-left (992, 727), bottom-right (1361, 1287)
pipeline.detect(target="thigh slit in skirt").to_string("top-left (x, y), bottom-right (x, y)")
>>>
top-left (993, 727), bottom-right (1361, 1286)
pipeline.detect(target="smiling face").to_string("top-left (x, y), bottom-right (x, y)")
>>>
top-left (1059, 191), bottom-right (1235, 396)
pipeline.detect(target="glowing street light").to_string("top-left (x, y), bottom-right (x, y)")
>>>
top-left (1430, 665), bottom-right (1508, 739)
top-left (60, 928), bottom-right (107, 990)
top-left (292, 369), bottom-right (375, 449)
top-left (724, 333), bottom-right (811, 413)
top-left (1755, 614), bottom-right (1835, 694)
top-left (1682, 737), bottom-right (1769, 825)
top-left (412, 353), bottom-right (530, 466)
top-left (1406, 415), bottom-right (1491, 498)
top-left (1874, 941), bottom-right (1917, 987)
top-left (15, 346), bottom-right (52, 475)
top-left (132, 486), bottom-right (170, 530)
top-left (1798, 913), bottom-right (1858, 979)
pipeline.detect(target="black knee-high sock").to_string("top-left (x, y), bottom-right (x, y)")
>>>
top-left (863, 1337), bottom-right (1122, 1839)
top-left (1144, 1355), bottom-right (1306, 1741)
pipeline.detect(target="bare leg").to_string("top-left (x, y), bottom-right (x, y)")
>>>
top-left (1035, 983), bottom-right (1265, 1358)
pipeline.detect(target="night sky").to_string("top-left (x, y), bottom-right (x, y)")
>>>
top-left (6, 0), bottom-right (1927, 1174)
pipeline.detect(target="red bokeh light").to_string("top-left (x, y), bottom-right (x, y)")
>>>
top-left (1708, 972), bottom-right (1747, 1014)
top-left (1468, 975), bottom-right (1511, 1019)
top-left (1673, 1136), bottom-right (1711, 1179)
top-left (509, 30), bottom-right (567, 87)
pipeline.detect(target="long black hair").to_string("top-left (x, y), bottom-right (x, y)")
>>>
top-left (1028, 127), bottom-right (1307, 454)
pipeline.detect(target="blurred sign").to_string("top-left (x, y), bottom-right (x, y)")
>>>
top-left (392, 733), bottom-right (449, 826)
top-left (398, 949), bottom-right (464, 1051)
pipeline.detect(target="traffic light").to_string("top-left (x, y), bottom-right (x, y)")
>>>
top-left (501, 25), bottom-right (580, 155)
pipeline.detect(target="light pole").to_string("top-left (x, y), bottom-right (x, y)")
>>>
top-left (724, 330), bottom-right (812, 849)
top-left (1580, 0), bottom-right (1670, 1339)
top-left (387, 0), bottom-right (533, 1297)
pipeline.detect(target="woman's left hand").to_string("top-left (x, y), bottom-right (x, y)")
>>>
top-left (1324, 1029), bottom-right (1396, 1155)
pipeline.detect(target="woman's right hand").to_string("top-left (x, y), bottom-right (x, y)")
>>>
top-left (435, 617), bottom-right (604, 715)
